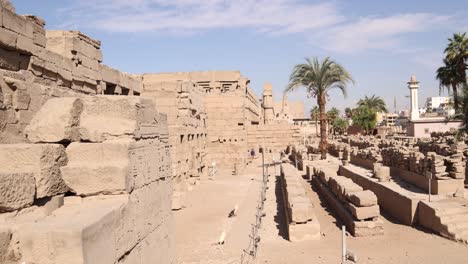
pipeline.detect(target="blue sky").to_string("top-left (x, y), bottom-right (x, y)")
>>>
top-left (12, 0), bottom-right (468, 116)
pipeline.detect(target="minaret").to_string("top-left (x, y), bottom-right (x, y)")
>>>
top-left (262, 83), bottom-right (275, 124)
top-left (408, 75), bottom-right (420, 121)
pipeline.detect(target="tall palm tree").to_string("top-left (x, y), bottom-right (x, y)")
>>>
top-left (285, 57), bottom-right (354, 159)
top-left (445, 33), bottom-right (468, 85)
top-left (436, 58), bottom-right (462, 111)
top-left (310, 106), bottom-right (319, 135)
top-left (357, 95), bottom-right (387, 113)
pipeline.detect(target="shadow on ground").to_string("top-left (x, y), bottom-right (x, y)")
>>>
top-left (274, 175), bottom-right (289, 240)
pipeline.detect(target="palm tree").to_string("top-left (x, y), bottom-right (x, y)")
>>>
top-left (310, 106), bottom-right (319, 135)
top-left (445, 33), bottom-right (468, 85)
top-left (436, 58), bottom-right (462, 111)
top-left (357, 95), bottom-right (388, 113)
top-left (327, 107), bottom-right (340, 134)
top-left (333, 118), bottom-right (348, 135)
top-left (285, 57), bottom-right (354, 159)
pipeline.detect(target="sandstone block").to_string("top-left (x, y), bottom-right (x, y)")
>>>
top-left (374, 165), bottom-right (390, 182)
top-left (61, 140), bottom-right (132, 196)
top-left (12, 89), bottom-right (30, 110)
top-left (290, 201), bottom-right (313, 223)
top-left (16, 196), bottom-right (125, 264)
top-left (2, 8), bottom-right (33, 38)
top-left (0, 144), bottom-right (68, 198)
top-left (16, 34), bottom-right (37, 54)
top-left (0, 27), bottom-right (17, 49)
top-left (347, 203), bottom-right (380, 220)
top-left (79, 96), bottom-right (160, 142)
top-left (25, 97), bottom-right (83, 143)
top-left (347, 190), bottom-right (377, 207)
top-left (0, 172), bottom-right (35, 212)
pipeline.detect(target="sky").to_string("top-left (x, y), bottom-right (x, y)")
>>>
top-left (12, 0), bottom-right (468, 117)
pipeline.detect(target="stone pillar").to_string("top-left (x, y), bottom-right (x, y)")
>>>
top-left (262, 83), bottom-right (275, 124)
top-left (408, 75), bottom-right (420, 121)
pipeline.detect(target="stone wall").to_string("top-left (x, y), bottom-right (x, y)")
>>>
top-left (0, 96), bottom-right (175, 264)
top-left (0, 5), bottom-right (141, 143)
top-left (247, 123), bottom-right (301, 153)
top-left (142, 74), bottom-right (207, 209)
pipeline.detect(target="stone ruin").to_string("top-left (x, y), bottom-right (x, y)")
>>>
top-left (0, 2), bottom-right (304, 262)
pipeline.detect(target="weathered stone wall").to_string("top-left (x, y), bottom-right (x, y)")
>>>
top-left (142, 71), bottom-right (262, 172)
top-left (0, 4), bottom-right (141, 143)
top-left (142, 74), bottom-right (207, 209)
top-left (247, 123), bottom-right (301, 153)
top-left (0, 96), bottom-right (175, 264)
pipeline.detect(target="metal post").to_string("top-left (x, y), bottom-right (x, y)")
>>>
top-left (342, 225), bottom-right (346, 264)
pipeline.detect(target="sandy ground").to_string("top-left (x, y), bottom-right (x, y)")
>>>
top-left (174, 160), bottom-right (264, 264)
top-left (175, 159), bottom-right (468, 264)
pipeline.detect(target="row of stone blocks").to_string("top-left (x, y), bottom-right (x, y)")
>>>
top-left (0, 96), bottom-right (175, 263)
top-left (280, 163), bottom-right (320, 241)
top-left (312, 166), bottom-right (384, 237)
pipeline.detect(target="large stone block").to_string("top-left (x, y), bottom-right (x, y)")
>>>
top-left (15, 196), bottom-right (125, 264)
top-left (347, 190), bottom-right (377, 207)
top-left (61, 140), bottom-right (132, 196)
top-left (0, 144), bottom-right (68, 198)
top-left (347, 203), bottom-right (380, 220)
top-left (0, 27), bottom-right (17, 50)
top-left (79, 96), bottom-right (161, 142)
top-left (0, 172), bottom-right (35, 212)
top-left (25, 97), bottom-right (83, 143)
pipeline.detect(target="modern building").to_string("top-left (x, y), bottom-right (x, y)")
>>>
top-left (406, 76), bottom-right (462, 138)
top-left (425, 96), bottom-right (450, 110)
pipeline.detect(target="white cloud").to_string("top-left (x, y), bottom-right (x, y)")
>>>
top-left (56, 1), bottom-right (453, 54)
top-left (58, 0), bottom-right (344, 34)
top-left (319, 13), bottom-right (451, 53)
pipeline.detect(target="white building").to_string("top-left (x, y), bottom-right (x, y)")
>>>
top-left (425, 96), bottom-right (450, 110)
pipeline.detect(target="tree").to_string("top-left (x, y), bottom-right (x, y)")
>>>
top-left (436, 58), bottom-right (463, 111)
top-left (345, 107), bottom-right (353, 118)
top-left (285, 57), bottom-right (354, 159)
top-left (445, 33), bottom-right (468, 86)
top-left (451, 83), bottom-right (468, 138)
top-left (352, 106), bottom-right (377, 135)
top-left (333, 118), bottom-right (348, 135)
top-left (327, 107), bottom-right (340, 134)
top-left (310, 106), bottom-right (319, 135)
top-left (357, 95), bottom-right (388, 113)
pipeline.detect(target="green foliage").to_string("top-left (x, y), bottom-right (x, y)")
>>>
top-left (285, 57), bottom-right (354, 98)
top-left (352, 106), bottom-right (377, 134)
top-left (357, 95), bottom-right (387, 113)
top-left (310, 106), bottom-right (319, 121)
top-left (327, 107), bottom-right (340, 123)
top-left (437, 32), bottom-right (468, 112)
top-left (333, 118), bottom-right (348, 135)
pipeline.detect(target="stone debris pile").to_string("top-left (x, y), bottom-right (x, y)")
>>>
top-left (312, 166), bottom-right (384, 236)
top-left (280, 163), bottom-right (320, 241)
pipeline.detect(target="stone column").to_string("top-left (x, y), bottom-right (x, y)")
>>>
top-left (262, 83), bottom-right (275, 124)
top-left (408, 75), bottom-right (420, 121)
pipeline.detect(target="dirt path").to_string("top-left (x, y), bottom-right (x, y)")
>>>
top-left (174, 160), bottom-right (264, 264)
